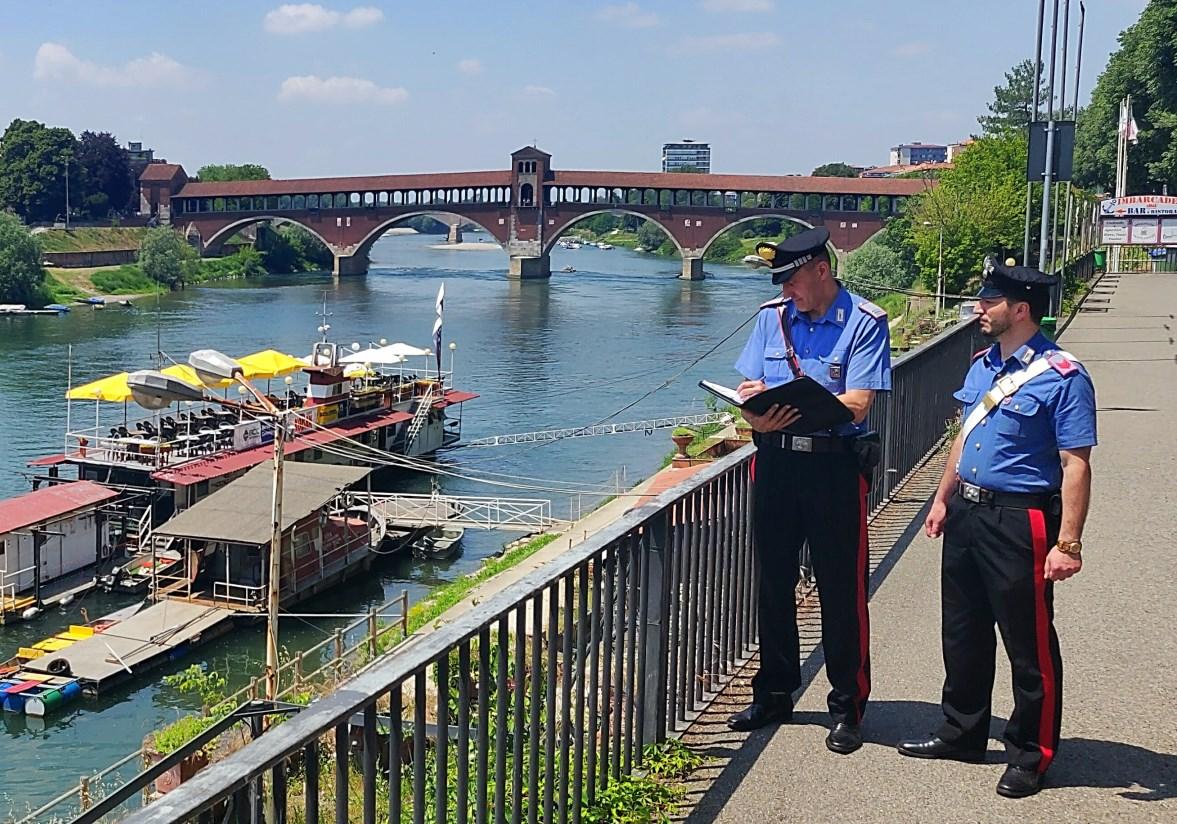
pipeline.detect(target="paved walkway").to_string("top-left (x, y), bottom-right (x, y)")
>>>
top-left (687, 272), bottom-right (1177, 822)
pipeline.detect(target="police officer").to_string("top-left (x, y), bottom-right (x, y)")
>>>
top-left (898, 260), bottom-right (1096, 798)
top-left (728, 227), bottom-right (892, 755)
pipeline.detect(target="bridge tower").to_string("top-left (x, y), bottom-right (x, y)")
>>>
top-left (508, 146), bottom-right (552, 279)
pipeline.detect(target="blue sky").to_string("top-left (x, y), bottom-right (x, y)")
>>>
top-left (0, 0), bottom-right (1149, 178)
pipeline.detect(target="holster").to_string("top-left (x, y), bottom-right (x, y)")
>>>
top-left (850, 432), bottom-right (882, 486)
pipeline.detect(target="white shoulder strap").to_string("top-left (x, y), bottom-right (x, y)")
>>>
top-left (958, 357), bottom-right (1054, 446)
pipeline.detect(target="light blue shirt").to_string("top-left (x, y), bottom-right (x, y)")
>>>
top-left (954, 331), bottom-right (1097, 492)
top-left (735, 286), bottom-right (891, 435)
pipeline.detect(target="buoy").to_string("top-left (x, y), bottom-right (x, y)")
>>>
top-left (45, 658), bottom-right (71, 676)
top-left (21, 606), bottom-right (41, 621)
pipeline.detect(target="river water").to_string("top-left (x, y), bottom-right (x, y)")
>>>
top-left (0, 232), bottom-right (770, 815)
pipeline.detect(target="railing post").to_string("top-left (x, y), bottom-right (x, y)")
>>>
top-left (294, 652), bottom-right (304, 690)
top-left (367, 608), bottom-right (378, 658)
top-left (641, 508), bottom-right (671, 746)
top-left (80, 776), bottom-right (91, 811)
top-left (400, 589), bottom-right (409, 638)
top-left (333, 628), bottom-right (344, 681)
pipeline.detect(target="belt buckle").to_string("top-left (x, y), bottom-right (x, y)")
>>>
top-left (791, 436), bottom-right (813, 453)
top-left (961, 483), bottom-right (981, 503)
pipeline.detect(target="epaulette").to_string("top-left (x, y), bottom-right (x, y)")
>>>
top-left (857, 300), bottom-right (886, 320)
top-left (971, 347), bottom-right (990, 362)
top-left (1045, 349), bottom-right (1081, 376)
top-left (759, 296), bottom-right (788, 310)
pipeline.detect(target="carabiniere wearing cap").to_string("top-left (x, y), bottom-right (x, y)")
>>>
top-left (729, 227), bottom-right (893, 755)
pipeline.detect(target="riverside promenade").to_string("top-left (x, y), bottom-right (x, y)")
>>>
top-left (687, 270), bottom-right (1177, 823)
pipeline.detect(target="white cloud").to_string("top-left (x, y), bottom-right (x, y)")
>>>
top-left (33, 42), bottom-right (193, 88)
top-left (522, 85), bottom-right (556, 98)
top-left (597, 3), bottom-right (661, 28)
top-left (890, 41), bottom-right (931, 58)
top-left (700, 0), bottom-right (774, 11)
top-left (673, 32), bottom-right (780, 52)
top-left (457, 58), bottom-right (484, 76)
top-left (278, 75), bottom-right (408, 105)
top-left (264, 4), bottom-right (383, 35)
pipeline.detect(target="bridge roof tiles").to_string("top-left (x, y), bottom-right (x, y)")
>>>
top-left (551, 170), bottom-right (930, 196)
top-left (177, 170), bottom-right (511, 198)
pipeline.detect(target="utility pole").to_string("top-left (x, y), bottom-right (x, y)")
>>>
top-left (1062, 2), bottom-right (1086, 272)
top-left (1038, 0), bottom-right (1062, 272)
top-left (1023, 0), bottom-right (1048, 263)
top-left (1049, 0), bottom-right (1071, 276)
top-left (936, 226), bottom-right (944, 316)
top-left (265, 410), bottom-right (287, 702)
top-left (64, 156), bottom-right (71, 231)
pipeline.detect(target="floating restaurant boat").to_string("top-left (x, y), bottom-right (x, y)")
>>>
top-left (11, 317), bottom-right (476, 599)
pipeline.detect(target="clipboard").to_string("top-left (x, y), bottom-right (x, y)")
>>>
top-left (698, 377), bottom-right (854, 435)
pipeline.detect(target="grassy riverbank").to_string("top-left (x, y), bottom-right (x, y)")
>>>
top-left (36, 227), bottom-right (150, 252)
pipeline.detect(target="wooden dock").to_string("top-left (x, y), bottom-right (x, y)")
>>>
top-left (24, 600), bottom-right (238, 694)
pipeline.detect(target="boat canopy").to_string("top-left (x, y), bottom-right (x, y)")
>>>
top-left (66, 349), bottom-right (304, 401)
top-left (339, 343), bottom-right (431, 365)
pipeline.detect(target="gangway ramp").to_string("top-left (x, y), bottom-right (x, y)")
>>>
top-left (459, 412), bottom-right (731, 448)
top-left (25, 600), bottom-right (238, 694)
top-left (350, 493), bottom-right (554, 532)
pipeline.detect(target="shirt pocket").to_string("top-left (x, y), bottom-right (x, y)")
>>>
top-left (953, 388), bottom-right (980, 408)
top-left (817, 350), bottom-right (849, 389)
top-left (763, 348), bottom-right (792, 381)
top-left (994, 395), bottom-right (1040, 437)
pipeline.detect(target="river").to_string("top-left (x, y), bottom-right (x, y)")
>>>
top-left (0, 231), bottom-right (770, 815)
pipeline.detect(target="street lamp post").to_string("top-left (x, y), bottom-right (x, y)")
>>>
top-left (922, 220), bottom-right (945, 316)
top-left (128, 350), bottom-right (288, 702)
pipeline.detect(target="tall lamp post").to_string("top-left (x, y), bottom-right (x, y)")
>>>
top-left (922, 220), bottom-right (945, 316)
top-left (128, 350), bottom-right (288, 701)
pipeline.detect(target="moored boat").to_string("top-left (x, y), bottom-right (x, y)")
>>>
top-left (97, 548), bottom-right (183, 593)
top-left (414, 524), bottom-right (465, 560)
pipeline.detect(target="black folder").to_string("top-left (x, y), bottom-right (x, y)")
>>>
top-left (698, 377), bottom-right (854, 435)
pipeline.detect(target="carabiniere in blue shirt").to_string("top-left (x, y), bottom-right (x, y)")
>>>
top-left (735, 286), bottom-right (892, 436)
top-left (954, 331), bottom-right (1097, 493)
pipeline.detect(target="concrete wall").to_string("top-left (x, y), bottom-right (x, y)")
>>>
top-left (42, 250), bottom-right (138, 268)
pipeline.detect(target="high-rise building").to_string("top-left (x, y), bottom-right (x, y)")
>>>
top-left (889, 142), bottom-right (947, 167)
top-left (662, 140), bottom-right (711, 173)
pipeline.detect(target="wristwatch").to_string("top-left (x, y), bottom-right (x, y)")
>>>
top-left (1054, 540), bottom-right (1083, 556)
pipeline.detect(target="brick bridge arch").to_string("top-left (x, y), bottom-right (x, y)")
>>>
top-left (351, 211), bottom-right (506, 260)
top-left (540, 208), bottom-right (686, 257)
top-left (194, 215), bottom-right (335, 255)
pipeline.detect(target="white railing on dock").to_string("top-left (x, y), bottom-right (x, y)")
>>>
top-left (212, 582), bottom-right (265, 608)
top-left (350, 492), bottom-right (554, 531)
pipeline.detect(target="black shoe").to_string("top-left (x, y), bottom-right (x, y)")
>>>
top-left (897, 736), bottom-right (985, 763)
top-left (727, 701), bottom-right (792, 732)
top-left (996, 765), bottom-right (1042, 798)
top-left (825, 722), bottom-right (863, 754)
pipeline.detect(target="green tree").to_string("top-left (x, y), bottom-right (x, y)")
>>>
top-left (1074, 1), bottom-right (1177, 194)
top-left (0, 212), bottom-right (46, 303)
top-left (841, 239), bottom-right (914, 296)
top-left (907, 133), bottom-right (1030, 294)
top-left (978, 59), bottom-right (1050, 136)
top-left (811, 162), bottom-right (860, 178)
top-left (636, 220), bottom-right (674, 253)
top-left (76, 131), bottom-right (133, 217)
top-left (139, 227), bottom-right (199, 288)
top-left (194, 163), bottom-right (271, 182)
top-left (0, 119), bottom-right (78, 223)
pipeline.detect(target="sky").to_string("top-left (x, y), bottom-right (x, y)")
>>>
top-left (0, 0), bottom-right (1151, 179)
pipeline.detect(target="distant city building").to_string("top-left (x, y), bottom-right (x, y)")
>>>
top-left (889, 142), bottom-right (948, 167)
top-left (662, 140), bottom-right (711, 173)
top-left (125, 141), bottom-right (155, 165)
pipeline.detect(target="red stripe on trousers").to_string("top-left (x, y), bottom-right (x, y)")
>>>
top-left (1028, 508), bottom-right (1056, 773)
top-left (750, 454), bottom-right (756, 483)
top-left (855, 475), bottom-right (870, 716)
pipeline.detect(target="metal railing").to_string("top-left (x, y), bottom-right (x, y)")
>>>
top-left (353, 492), bottom-right (555, 531)
top-left (404, 382), bottom-right (435, 452)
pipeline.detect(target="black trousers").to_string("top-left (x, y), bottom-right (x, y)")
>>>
top-left (937, 494), bottom-right (1063, 773)
top-left (751, 446), bottom-right (871, 725)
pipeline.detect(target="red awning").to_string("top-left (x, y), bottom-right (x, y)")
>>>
top-left (27, 454), bottom-right (68, 467)
top-left (0, 481), bottom-right (119, 535)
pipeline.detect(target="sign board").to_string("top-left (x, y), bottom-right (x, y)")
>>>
top-left (1130, 219), bottom-right (1161, 245)
top-left (232, 420), bottom-right (262, 452)
top-left (1026, 120), bottom-right (1075, 182)
top-left (1100, 195), bottom-right (1177, 218)
top-left (1100, 219), bottom-right (1129, 245)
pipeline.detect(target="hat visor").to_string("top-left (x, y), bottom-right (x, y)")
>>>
top-left (771, 270), bottom-right (797, 286)
top-left (976, 285), bottom-right (1005, 299)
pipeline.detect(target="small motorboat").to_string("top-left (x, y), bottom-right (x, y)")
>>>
top-left (414, 525), bottom-right (465, 560)
top-left (560, 265), bottom-right (576, 273)
top-left (97, 549), bottom-right (183, 593)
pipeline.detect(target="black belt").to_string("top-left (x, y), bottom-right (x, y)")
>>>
top-left (753, 432), bottom-right (854, 454)
top-left (957, 481), bottom-right (1058, 510)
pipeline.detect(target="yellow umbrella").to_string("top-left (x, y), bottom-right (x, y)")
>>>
top-left (66, 372), bottom-right (134, 402)
top-left (237, 349), bottom-right (306, 380)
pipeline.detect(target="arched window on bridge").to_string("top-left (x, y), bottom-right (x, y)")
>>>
top-left (690, 190), bottom-right (706, 207)
top-left (858, 195), bottom-right (873, 212)
top-left (771, 194), bottom-right (788, 209)
top-left (674, 190), bottom-right (689, 206)
top-left (875, 196), bottom-right (890, 214)
top-left (894, 196), bottom-right (908, 213)
top-left (279, 195), bottom-right (292, 210)
top-left (519, 183), bottom-right (534, 207)
top-left (226, 198), bottom-right (239, 212)
top-left (805, 194), bottom-right (822, 211)
top-left (626, 189), bottom-right (642, 205)
top-left (659, 190), bottom-right (672, 208)
top-left (201, 199), bottom-right (212, 213)
top-left (548, 187), bottom-right (561, 205)
top-left (332, 194), bottom-right (346, 209)
top-left (293, 195), bottom-right (305, 210)
top-left (213, 197), bottom-right (225, 212)
top-left (823, 195), bottom-right (839, 211)
top-left (362, 192), bottom-right (375, 208)
top-left (706, 191), bottom-right (722, 208)
top-left (349, 193), bottom-right (361, 208)
top-left (306, 195), bottom-right (318, 210)
top-left (840, 195), bottom-right (858, 211)
top-left (790, 194), bottom-right (806, 210)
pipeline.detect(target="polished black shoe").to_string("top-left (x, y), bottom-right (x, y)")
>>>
top-left (825, 722), bottom-right (863, 754)
top-left (726, 701), bottom-right (792, 732)
top-left (897, 736), bottom-right (985, 763)
top-left (996, 765), bottom-right (1042, 798)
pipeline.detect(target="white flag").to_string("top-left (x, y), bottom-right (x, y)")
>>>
top-left (1120, 98), bottom-right (1139, 145)
top-left (433, 283), bottom-right (444, 375)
